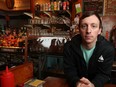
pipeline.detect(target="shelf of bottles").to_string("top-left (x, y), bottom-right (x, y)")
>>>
top-left (26, 0), bottom-right (71, 37)
top-left (35, 0), bottom-right (70, 12)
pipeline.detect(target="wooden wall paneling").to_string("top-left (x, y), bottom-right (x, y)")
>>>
top-left (14, 0), bottom-right (30, 11)
top-left (0, 0), bottom-right (8, 11)
top-left (0, 0), bottom-right (30, 11)
top-left (34, 0), bottom-right (50, 4)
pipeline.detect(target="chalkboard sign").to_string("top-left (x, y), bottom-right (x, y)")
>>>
top-left (83, 0), bottom-right (104, 16)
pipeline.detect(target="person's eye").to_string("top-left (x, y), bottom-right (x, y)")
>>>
top-left (91, 24), bottom-right (98, 29)
top-left (81, 24), bottom-right (87, 29)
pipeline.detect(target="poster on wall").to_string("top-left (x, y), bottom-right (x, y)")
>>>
top-left (104, 0), bottom-right (116, 16)
top-left (83, 0), bottom-right (104, 16)
top-left (75, 3), bottom-right (82, 14)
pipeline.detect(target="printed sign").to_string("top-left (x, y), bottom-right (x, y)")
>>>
top-left (75, 3), bottom-right (82, 14)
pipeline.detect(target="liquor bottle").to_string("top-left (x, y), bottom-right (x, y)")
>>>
top-left (51, 0), bottom-right (54, 11)
top-left (63, 0), bottom-right (67, 10)
top-left (66, 0), bottom-right (69, 10)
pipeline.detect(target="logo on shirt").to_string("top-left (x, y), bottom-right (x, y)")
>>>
top-left (98, 55), bottom-right (104, 62)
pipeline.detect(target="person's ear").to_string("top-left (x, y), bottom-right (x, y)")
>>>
top-left (98, 28), bottom-right (102, 34)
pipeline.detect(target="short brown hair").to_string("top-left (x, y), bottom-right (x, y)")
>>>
top-left (79, 12), bottom-right (103, 29)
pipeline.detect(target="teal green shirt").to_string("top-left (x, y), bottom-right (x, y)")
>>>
top-left (81, 45), bottom-right (95, 67)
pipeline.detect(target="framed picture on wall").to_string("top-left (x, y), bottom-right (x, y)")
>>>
top-left (83, 0), bottom-right (104, 16)
top-left (103, 0), bottom-right (116, 16)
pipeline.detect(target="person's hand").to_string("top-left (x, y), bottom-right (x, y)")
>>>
top-left (76, 81), bottom-right (82, 87)
top-left (80, 77), bottom-right (95, 87)
top-left (76, 77), bottom-right (95, 87)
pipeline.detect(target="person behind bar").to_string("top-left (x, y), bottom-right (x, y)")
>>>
top-left (63, 12), bottom-right (115, 87)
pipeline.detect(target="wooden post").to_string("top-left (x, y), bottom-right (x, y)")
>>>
top-left (30, 0), bottom-right (35, 19)
top-left (24, 35), bottom-right (28, 62)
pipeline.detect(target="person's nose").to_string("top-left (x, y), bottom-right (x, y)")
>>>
top-left (86, 26), bottom-right (91, 34)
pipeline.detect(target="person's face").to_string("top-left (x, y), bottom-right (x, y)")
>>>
top-left (79, 15), bottom-right (101, 44)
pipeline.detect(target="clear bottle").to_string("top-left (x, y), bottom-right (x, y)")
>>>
top-left (58, 0), bottom-right (63, 10)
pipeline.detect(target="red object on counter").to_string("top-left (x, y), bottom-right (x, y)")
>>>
top-left (0, 66), bottom-right (15, 87)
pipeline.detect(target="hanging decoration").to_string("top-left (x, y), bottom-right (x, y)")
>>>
top-left (5, 0), bottom-right (14, 9)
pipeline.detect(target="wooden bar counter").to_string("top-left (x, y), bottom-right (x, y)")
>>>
top-left (44, 61), bottom-right (116, 87)
top-left (43, 76), bottom-right (116, 87)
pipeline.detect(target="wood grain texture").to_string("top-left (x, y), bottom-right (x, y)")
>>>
top-left (43, 76), bottom-right (116, 87)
